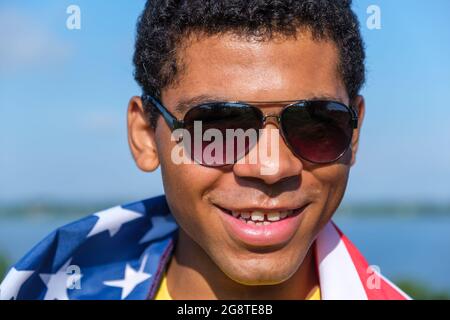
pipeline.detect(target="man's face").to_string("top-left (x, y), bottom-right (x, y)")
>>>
top-left (130, 31), bottom-right (364, 285)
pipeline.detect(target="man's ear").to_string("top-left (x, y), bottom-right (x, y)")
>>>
top-left (350, 95), bottom-right (365, 167)
top-left (127, 96), bottom-right (160, 172)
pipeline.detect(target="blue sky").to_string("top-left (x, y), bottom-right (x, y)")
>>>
top-left (1, 0), bottom-right (449, 203)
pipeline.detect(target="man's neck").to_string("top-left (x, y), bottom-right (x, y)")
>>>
top-left (165, 229), bottom-right (319, 300)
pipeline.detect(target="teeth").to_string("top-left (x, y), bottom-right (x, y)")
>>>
top-left (251, 211), bottom-right (265, 221)
top-left (241, 212), bottom-right (251, 219)
top-left (267, 212), bottom-right (280, 221)
top-left (230, 209), bottom-right (295, 224)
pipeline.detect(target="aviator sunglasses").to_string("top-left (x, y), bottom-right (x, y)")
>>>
top-left (143, 95), bottom-right (358, 166)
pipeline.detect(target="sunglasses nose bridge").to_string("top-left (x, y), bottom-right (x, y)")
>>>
top-left (262, 114), bottom-right (281, 127)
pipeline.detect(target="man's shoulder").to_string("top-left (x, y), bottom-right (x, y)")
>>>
top-left (0, 195), bottom-right (178, 300)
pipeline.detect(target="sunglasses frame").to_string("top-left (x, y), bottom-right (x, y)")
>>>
top-left (142, 94), bottom-right (359, 164)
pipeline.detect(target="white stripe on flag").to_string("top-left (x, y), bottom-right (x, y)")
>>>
top-left (316, 222), bottom-right (368, 300)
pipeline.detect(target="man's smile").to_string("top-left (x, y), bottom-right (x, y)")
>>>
top-left (215, 203), bottom-right (310, 248)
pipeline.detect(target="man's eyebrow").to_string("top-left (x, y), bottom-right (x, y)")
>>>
top-left (174, 95), bottom-right (228, 114)
top-left (305, 95), bottom-right (345, 103)
top-left (173, 94), bottom-right (347, 114)
top-left (244, 95), bottom-right (347, 105)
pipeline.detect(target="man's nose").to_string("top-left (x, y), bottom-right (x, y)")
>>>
top-left (233, 123), bottom-right (303, 185)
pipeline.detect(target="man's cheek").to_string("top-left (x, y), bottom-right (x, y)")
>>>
top-left (312, 164), bottom-right (350, 191)
top-left (174, 205), bottom-right (222, 251)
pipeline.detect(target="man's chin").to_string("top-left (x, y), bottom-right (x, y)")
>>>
top-left (225, 269), bottom-right (293, 286)
top-left (217, 257), bottom-right (300, 286)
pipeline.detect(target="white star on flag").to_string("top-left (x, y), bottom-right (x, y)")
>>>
top-left (103, 255), bottom-right (151, 299)
top-left (0, 268), bottom-right (34, 300)
top-left (87, 206), bottom-right (143, 238)
top-left (39, 259), bottom-right (82, 300)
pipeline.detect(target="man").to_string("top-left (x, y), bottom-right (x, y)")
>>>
top-left (1, 0), bottom-right (410, 300)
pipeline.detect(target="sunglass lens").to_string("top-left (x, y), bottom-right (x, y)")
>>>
top-left (183, 103), bottom-right (263, 166)
top-left (281, 101), bottom-right (354, 163)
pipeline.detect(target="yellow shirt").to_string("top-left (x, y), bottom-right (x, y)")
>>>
top-left (154, 273), bottom-right (321, 300)
top-left (154, 274), bottom-right (172, 300)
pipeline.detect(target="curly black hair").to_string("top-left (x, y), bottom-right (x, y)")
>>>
top-left (133, 0), bottom-right (365, 127)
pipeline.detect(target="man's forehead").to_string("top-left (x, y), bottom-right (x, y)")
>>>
top-left (163, 32), bottom-right (347, 113)
top-left (177, 32), bottom-right (339, 74)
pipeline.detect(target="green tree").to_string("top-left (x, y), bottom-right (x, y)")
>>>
top-left (396, 279), bottom-right (450, 300)
top-left (0, 252), bottom-right (10, 281)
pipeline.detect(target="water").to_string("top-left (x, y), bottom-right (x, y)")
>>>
top-left (334, 215), bottom-right (450, 293)
top-left (1, 213), bottom-right (449, 294)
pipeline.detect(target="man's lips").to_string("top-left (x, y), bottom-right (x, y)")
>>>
top-left (215, 204), bottom-right (309, 248)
